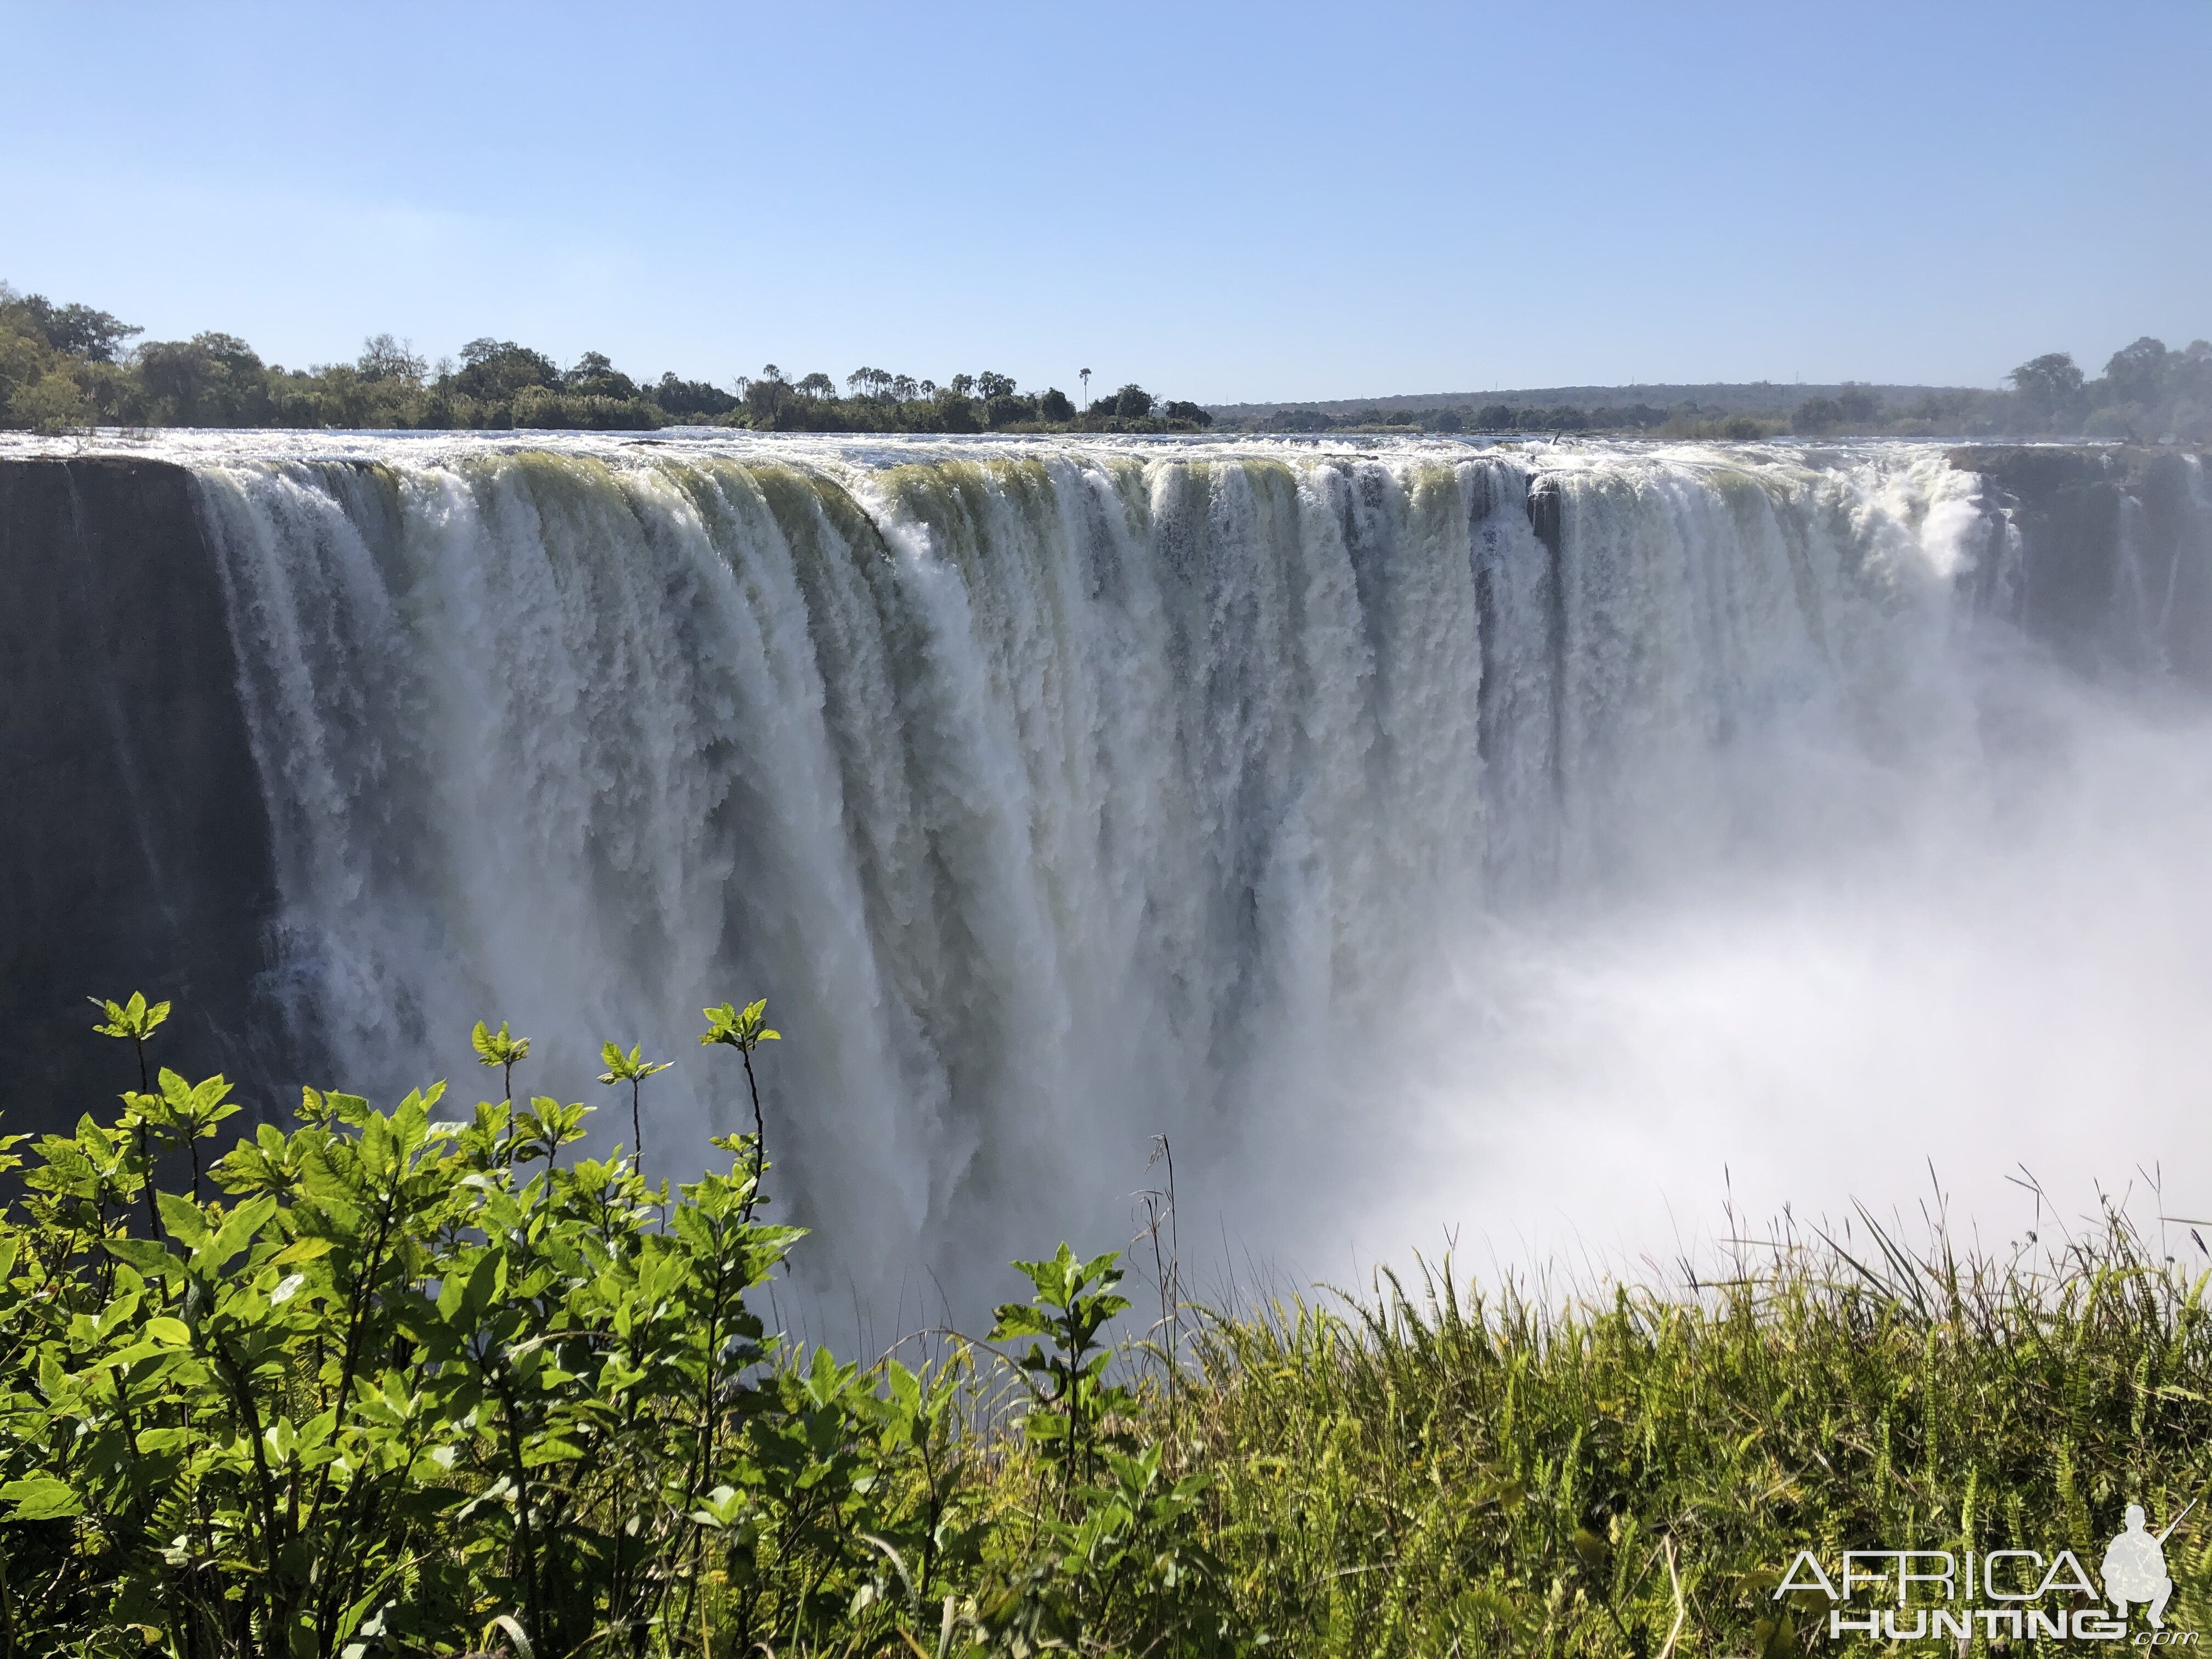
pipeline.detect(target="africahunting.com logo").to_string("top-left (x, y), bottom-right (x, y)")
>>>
top-left (1776, 1502), bottom-right (2197, 1644)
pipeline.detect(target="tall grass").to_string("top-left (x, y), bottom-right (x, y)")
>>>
top-left (1169, 1199), bottom-right (2212, 1655)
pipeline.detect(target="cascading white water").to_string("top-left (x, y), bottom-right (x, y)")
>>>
top-left (154, 432), bottom-right (2212, 1313)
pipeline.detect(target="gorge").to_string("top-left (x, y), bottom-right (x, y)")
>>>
top-left (3, 433), bottom-right (2208, 1316)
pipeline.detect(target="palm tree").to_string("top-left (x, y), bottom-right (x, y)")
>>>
top-left (1080, 368), bottom-right (1091, 407)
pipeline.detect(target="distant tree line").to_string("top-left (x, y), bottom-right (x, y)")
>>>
top-left (0, 284), bottom-right (1213, 436)
top-left (1220, 338), bottom-right (2212, 442)
top-left (1256, 402), bottom-right (1680, 436)
top-left (732, 364), bottom-right (1211, 435)
top-left (2002, 336), bottom-right (2212, 441)
top-left (4, 284), bottom-right (2202, 443)
top-left (1229, 396), bottom-right (1889, 439)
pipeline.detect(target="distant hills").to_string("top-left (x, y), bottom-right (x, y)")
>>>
top-left (1205, 382), bottom-right (1974, 420)
top-left (1206, 341), bottom-right (2209, 441)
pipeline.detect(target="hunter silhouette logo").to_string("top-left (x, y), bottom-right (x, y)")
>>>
top-left (2103, 1503), bottom-right (2192, 1631)
top-left (1774, 1499), bottom-right (2199, 1643)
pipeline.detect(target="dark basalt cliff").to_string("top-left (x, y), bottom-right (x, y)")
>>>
top-left (1950, 445), bottom-right (2212, 682)
top-left (0, 458), bottom-right (284, 1135)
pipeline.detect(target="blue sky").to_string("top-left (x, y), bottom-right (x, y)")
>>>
top-left (3, 0), bottom-right (2205, 404)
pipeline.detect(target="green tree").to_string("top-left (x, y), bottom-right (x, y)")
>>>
top-left (564, 351), bottom-right (640, 399)
top-left (2007, 351), bottom-right (2086, 429)
top-left (2103, 336), bottom-right (2172, 407)
top-left (7, 366), bottom-right (94, 432)
top-left (356, 333), bottom-right (426, 383)
top-left (653, 371), bottom-right (738, 417)
top-left (137, 332), bottom-right (271, 425)
top-left (1793, 396), bottom-right (1844, 434)
top-left (450, 337), bottom-right (560, 400)
top-left (1834, 382), bottom-right (1882, 424)
top-left (0, 284), bottom-right (142, 361)
top-left (0, 306), bottom-right (56, 422)
top-left (743, 364), bottom-right (791, 422)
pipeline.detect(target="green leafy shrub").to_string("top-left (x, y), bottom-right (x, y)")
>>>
top-left (0, 998), bottom-right (1236, 1659)
top-left (982, 1247), bottom-right (1231, 1655)
top-left (0, 1003), bottom-right (813, 1656)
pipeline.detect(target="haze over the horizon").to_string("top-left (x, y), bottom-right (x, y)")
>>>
top-left (2, 0), bottom-right (2205, 406)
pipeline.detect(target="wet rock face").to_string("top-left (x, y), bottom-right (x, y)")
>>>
top-left (0, 458), bottom-right (284, 1137)
top-left (1951, 445), bottom-right (2212, 683)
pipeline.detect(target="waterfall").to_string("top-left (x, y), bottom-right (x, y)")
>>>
top-left (155, 433), bottom-right (2210, 1307)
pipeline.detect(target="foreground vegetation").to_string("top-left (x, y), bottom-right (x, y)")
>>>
top-left (5, 997), bottom-right (2211, 1656)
